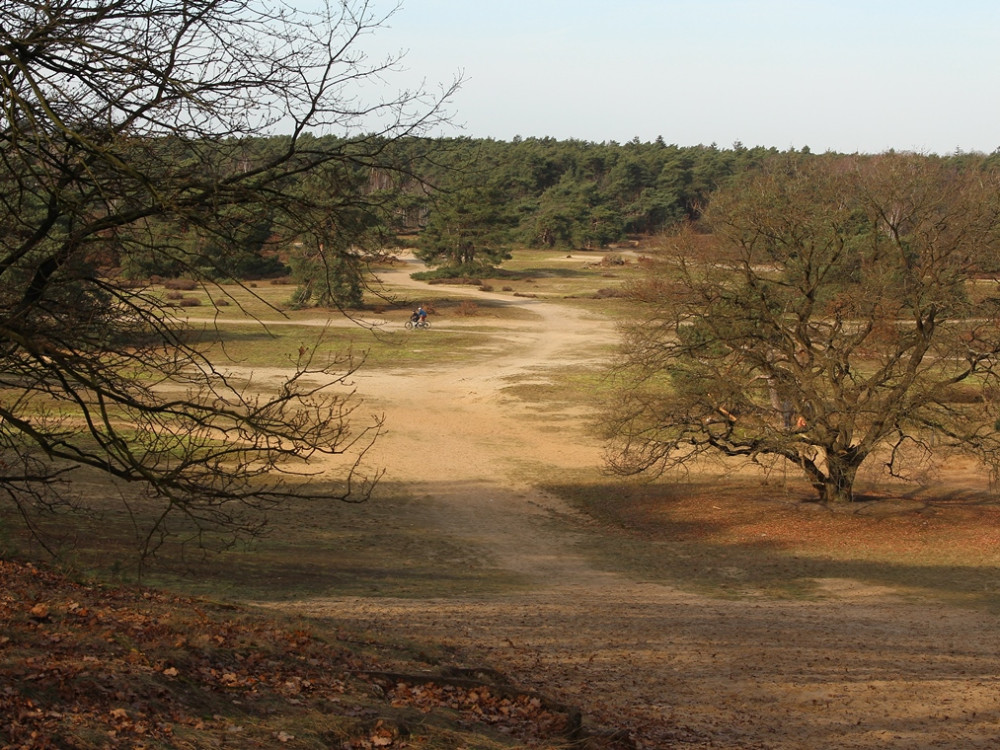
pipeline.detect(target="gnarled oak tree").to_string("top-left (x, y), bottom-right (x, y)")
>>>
top-left (605, 154), bottom-right (1000, 503)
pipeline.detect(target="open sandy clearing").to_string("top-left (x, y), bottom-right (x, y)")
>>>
top-left (264, 259), bottom-right (1000, 749)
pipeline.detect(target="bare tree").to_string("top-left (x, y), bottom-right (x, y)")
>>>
top-left (605, 153), bottom-right (1000, 503)
top-left (0, 0), bottom-right (458, 563)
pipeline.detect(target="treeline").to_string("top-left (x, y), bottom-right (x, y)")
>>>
top-left (120, 136), bottom-right (784, 277)
top-left (406, 137), bottom-right (781, 240)
top-left (395, 137), bottom-right (791, 270)
top-left (398, 139), bottom-right (1000, 271)
top-left (119, 135), bottom-right (1000, 292)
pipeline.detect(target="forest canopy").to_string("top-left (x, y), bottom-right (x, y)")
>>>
top-left (108, 135), bottom-right (1000, 285)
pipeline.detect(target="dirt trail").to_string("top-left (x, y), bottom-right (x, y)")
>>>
top-left (272, 260), bottom-right (1000, 749)
top-left (355, 261), bottom-right (618, 583)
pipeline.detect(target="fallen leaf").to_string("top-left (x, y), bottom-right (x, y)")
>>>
top-left (29, 603), bottom-right (50, 620)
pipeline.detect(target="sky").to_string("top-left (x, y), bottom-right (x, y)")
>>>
top-left (323, 0), bottom-right (1000, 154)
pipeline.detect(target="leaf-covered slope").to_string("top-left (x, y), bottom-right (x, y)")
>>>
top-left (0, 560), bottom-right (595, 749)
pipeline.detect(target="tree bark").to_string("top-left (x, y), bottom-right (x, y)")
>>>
top-left (817, 457), bottom-right (859, 504)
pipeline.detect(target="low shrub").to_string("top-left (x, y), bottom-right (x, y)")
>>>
top-left (593, 287), bottom-right (626, 299)
top-left (163, 278), bottom-right (198, 291)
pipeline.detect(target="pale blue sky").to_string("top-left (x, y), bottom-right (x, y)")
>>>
top-left (330, 0), bottom-right (1000, 154)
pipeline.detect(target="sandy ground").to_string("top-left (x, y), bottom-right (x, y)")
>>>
top-left (270, 260), bottom-right (1000, 749)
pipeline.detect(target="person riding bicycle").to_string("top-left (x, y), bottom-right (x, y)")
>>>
top-left (417, 305), bottom-right (427, 325)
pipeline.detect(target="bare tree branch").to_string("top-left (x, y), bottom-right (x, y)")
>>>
top-left (0, 0), bottom-right (456, 565)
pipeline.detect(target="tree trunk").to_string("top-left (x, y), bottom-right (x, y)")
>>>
top-left (817, 457), bottom-right (859, 504)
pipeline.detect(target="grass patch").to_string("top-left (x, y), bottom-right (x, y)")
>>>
top-left (410, 264), bottom-right (525, 283)
top-left (148, 486), bottom-right (531, 601)
top-left (404, 248), bottom-right (650, 303)
top-left (419, 297), bottom-right (541, 323)
top-left (499, 367), bottom-right (613, 418)
top-left (177, 320), bottom-right (503, 369)
top-left (7, 478), bottom-right (530, 602)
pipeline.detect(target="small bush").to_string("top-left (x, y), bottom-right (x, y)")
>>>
top-left (412, 263), bottom-right (523, 284)
top-left (479, 284), bottom-right (494, 292)
top-left (593, 287), bottom-right (626, 299)
top-left (428, 277), bottom-right (482, 286)
top-left (454, 301), bottom-right (480, 316)
top-left (165, 290), bottom-right (184, 300)
top-left (178, 296), bottom-right (202, 307)
top-left (163, 278), bottom-right (198, 291)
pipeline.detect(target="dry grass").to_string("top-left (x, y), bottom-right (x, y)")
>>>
top-left (547, 474), bottom-right (1000, 607)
